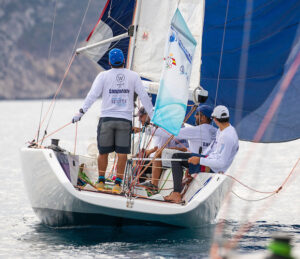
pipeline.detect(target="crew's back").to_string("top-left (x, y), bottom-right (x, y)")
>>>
top-left (83, 68), bottom-right (151, 121)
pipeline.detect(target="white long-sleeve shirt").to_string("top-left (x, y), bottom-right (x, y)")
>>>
top-left (82, 68), bottom-right (153, 121)
top-left (200, 125), bottom-right (239, 173)
top-left (150, 124), bottom-right (217, 154)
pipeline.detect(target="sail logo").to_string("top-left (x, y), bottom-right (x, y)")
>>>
top-left (164, 53), bottom-right (176, 68)
top-left (169, 30), bottom-right (177, 43)
top-left (142, 32), bottom-right (149, 40)
top-left (178, 39), bottom-right (193, 64)
top-left (180, 65), bottom-right (188, 79)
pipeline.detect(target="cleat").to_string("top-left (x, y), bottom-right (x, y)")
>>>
top-left (112, 184), bottom-right (122, 194)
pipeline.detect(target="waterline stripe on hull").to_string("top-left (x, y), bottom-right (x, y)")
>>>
top-left (33, 207), bottom-right (179, 228)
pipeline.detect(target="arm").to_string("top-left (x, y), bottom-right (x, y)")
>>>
top-left (168, 146), bottom-right (188, 152)
top-left (200, 137), bottom-right (233, 170)
top-left (134, 76), bottom-right (153, 118)
top-left (145, 126), bottom-right (170, 138)
top-left (176, 126), bottom-right (200, 140)
top-left (145, 146), bottom-right (158, 157)
top-left (82, 73), bottom-right (104, 113)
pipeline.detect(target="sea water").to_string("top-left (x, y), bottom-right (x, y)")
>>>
top-left (0, 100), bottom-right (299, 258)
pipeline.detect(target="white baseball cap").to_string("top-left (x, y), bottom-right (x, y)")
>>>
top-left (211, 105), bottom-right (229, 119)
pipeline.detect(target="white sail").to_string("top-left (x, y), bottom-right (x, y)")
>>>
top-left (132, 0), bottom-right (205, 90)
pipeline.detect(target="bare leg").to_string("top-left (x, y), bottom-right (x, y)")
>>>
top-left (98, 153), bottom-right (108, 177)
top-left (151, 151), bottom-right (162, 186)
top-left (152, 160), bottom-right (162, 187)
top-left (116, 153), bottom-right (127, 180)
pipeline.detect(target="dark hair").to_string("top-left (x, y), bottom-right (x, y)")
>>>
top-left (111, 62), bottom-right (124, 68)
top-left (215, 117), bottom-right (229, 123)
top-left (196, 112), bottom-right (212, 123)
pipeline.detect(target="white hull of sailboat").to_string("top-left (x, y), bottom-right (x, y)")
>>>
top-left (20, 148), bottom-right (231, 228)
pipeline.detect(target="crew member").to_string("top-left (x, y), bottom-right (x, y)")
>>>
top-left (72, 48), bottom-right (153, 194)
top-left (135, 107), bottom-right (188, 195)
top-left (165, 105), bottom-right (239, 203)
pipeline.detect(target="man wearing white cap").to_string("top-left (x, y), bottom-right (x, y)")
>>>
top-left (165, 105), bottom-right (239, 203)
top-left (189, 105), bottom-right (239, 173)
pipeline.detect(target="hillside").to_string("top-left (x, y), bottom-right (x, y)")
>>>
top-left (0, 0), bottom-right (106, 99)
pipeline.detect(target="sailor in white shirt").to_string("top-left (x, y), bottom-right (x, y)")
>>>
top-left (142, 105), bottom-right (216, 194)
top-left (148, 105), bottom-right (217, 154)
top-left (72, 48), bottom-right (153, 194)
top-left (165, 105), bottom-right (239, 203)
top-left (134, 107), bottom-right (188, 193)
top-left (189, 105), bottom-right (239, 172)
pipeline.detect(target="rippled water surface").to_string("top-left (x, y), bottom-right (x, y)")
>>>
top-left (1, 100), bottom-right (299, 258)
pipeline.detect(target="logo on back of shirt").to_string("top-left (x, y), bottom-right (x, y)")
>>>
top-left (116, 74), bottom-right (125, 83)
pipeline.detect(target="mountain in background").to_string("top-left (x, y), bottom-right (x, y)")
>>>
top-left (0, 0), bottom-right (106, 99)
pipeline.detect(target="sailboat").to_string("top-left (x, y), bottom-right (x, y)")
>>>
top-left (20, 0), bottom-right (300, 228)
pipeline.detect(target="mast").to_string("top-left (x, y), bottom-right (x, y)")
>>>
top-left (126, 0), bottom-right (142, 70)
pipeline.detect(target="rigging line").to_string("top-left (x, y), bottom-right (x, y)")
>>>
top-left (36, 101), bottom-right (44, 145)
top-left (35, 0), bottom-right (57, 143)
top-left (109, 16), bottom-right (128, 31)
top-left (224, 174), bottom-right (275, 194)
top-left (38, 121), bottom-right (72, 144)
top-left (107, 0), bottom-right (127, 31)
top-left (39, 53), bottom-right (76, 145)
top-left (211, 45), bottom-right (300, 258)
top-left (231, 190), bottom-right (276, 202)
top-left (43, 0), bottom-right (93, 136)
top-left (130, 128), bottom-right (159, 189)
top-left (160, 127), bottom-right (191, 153)
top-left (47, 0), bottom-right (57, 74)
top-left (223, 157), bottom-right (300, 253)
top-left (130, 105), bottom-right (198, 189)
top-left (214, 0), bottom-right (230, 107)
top-left (131, 127), bottom-right (157, 182)
top-left (69, 0), bottom-right (93, 61)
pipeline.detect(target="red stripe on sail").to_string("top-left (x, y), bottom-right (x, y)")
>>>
top-left (86, 0), bottom-right (111, 42)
